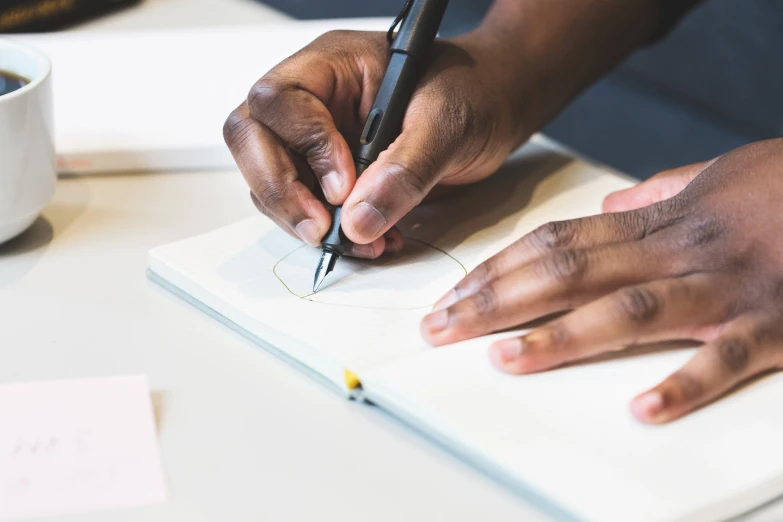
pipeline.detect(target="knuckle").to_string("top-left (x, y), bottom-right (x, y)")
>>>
top-left (386, 159), bottom-right (435, 201)
top-left (716, 338), bottom-right (750, 373)
top-left (468, 287), bottom-right (498, 317)
top-left (678, 216), bottom-right (725, 249)
top-left (250, 78), bottom-right (335, 163)
top-left (297, 128), bottom-right (334, 163)
top-left (464, 262), bottom-right (496, 290)
top-left (670, 371), bottom-right (704, 402)
top-left (532, 221), bottom-right (576, 251)
top-left (642, 198), bottom-right (687, 237)
top-left (616, 286), bottom-right (661, 324)
top-left (223, 109), bottom-right (253, 148)
top-left (612, 211), bottom-right (650, 240)
top-left (452, 262), bottom-right (497, 302)
top-left (544, 322), bottom-right (570, 350)
top-left (544, 249), bottom-right (589, 285)
top-left (252, 180), bottom-right (287, 214)
top-left (248, 78), bottom-right (285, 115)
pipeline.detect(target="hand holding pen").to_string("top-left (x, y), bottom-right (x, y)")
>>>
top-left (223, 2), bottom-right (529, 275)
top-left (223, 0), bottom-right (783, 425)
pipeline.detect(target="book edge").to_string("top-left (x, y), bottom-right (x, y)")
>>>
top-left (146, 267), bottom-right (357, 400)
top-left (361, 384), bottom-right (582, 522)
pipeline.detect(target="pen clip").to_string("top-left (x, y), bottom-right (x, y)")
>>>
top-left (386, 0), bottom-right (414, 45)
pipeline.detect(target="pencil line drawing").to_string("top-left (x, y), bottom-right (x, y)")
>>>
top-left (272, 237), bottom-right (467, 311)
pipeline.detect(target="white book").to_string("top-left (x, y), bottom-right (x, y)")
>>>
top-left (11, 19), bottom-right (391, 175)
top-left (148, 139), bottom-right (783, 522)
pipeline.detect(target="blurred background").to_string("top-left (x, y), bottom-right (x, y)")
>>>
top-left (2, 0), bottom-right (781, 179)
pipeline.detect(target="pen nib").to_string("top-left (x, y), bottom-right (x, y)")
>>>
top-left (313, 250), bottom-right (338, 293)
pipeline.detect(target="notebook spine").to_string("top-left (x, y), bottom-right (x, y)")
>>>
top-left (0, 0), bottom-right (141, 33)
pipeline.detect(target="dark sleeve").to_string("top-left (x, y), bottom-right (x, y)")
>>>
top-left (655, 0), bottom-right (705, 38)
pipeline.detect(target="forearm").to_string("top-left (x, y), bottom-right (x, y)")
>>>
top-left (455, 0), bottom-right (697, 141)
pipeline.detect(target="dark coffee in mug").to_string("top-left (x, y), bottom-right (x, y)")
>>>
top-left (0, 70), bottom-right (29, 96)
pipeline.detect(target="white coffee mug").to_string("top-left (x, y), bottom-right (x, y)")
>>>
top-left (0, 38), bottom-right (55, 244)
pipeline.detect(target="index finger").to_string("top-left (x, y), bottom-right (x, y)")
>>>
top-left (247, 34), bottom-right (385, 205)
top-left (224, 103), bottom-right (331, 246)
top-left (434, 203), bottom-right (678, 310)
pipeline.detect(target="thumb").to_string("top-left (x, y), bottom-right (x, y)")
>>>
top-left (340, 107), bottom-right (464, 244)
top-left (602, 160), bottom-right (715, 213)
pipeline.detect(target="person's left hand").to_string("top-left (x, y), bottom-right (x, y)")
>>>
top-left (420, 138), bottom-right (783, 424)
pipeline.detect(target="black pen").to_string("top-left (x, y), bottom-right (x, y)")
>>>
top-left (313, 0), bottom-right (450, 292)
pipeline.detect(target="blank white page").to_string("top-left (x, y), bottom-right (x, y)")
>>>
top-left (362, 334), bottom-right (783, 522)
top-left (149, 140), bottom-right (634, 391)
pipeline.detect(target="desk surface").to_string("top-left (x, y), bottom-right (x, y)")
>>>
top-left (0, 1), bottom-right (781, 521)
top-left (0, 169), bottom-right (554, 522)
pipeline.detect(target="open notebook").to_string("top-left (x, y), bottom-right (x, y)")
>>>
top-left (148, 140), bottom-right (783, 522)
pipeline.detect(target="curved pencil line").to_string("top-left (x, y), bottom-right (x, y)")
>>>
top-left (272, 244), bottom-right (309, 297)
top-left (272, 237), bottom-right (466, 310)
top-left (405, 237), bottom-right (467, 276)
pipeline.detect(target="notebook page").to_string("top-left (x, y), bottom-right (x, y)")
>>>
top-left (149, 141), bottom-right (634, 390)
top-left (361, 334), bottom-right (783, 522)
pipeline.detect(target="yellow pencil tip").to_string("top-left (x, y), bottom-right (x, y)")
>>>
top-left (344, 369), bottom-right (361, 390)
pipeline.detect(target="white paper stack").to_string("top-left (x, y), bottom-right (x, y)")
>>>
top-left (11, 19), bottom-right (391, 174)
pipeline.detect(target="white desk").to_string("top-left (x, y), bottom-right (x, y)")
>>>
top-left (0, 169), bottom-right (557, 522)
top-left (78, 0), bottom-right (291, 29)
top-left (0, 1), bottom-right (781, 521)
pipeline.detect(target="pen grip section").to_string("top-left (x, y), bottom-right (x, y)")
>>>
top-left (321, 205), bottom-right (346, 255)
top-left (320, 160), bottom-right (369, 255)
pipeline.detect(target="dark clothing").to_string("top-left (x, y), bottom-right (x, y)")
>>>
top-left (547, 0), bottom-right (783, 177)
top-left (658, 0), bottom-right (704, 36)
top-left (260, 0), bottom-right (781, 178)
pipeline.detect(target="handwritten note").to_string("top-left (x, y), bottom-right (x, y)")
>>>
top-left (0, 375), bottom-right (166, 520)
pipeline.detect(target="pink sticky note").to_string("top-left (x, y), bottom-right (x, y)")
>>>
top-left (0, 375), bottom-right (166, 520)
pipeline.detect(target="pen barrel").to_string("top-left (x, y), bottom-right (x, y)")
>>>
top-left (391, 0), bottom-right (449, 57)
top-left (353, 51), bottom-right (422, 166)
top-left (354, 0), bottom-right (449, 167)
top-left (323, 0), bottom-right (449, 255)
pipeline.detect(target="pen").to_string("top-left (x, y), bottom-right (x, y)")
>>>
top-left (313, 0), bottom-right (450, 292)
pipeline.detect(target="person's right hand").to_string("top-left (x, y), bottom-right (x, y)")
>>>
top-left (223, 30), bottom-right (526, 258)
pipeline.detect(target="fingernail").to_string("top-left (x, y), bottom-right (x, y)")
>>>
top-left (321, 171), bottom-right (343, 202)
top-left (350, 202), bottom-right (386, 239)
top-left (352, 243), bottom-right (375, 258)
top-left (494, 337), bottom-right (524, 363)
top-left (433, 289), bottom-right (459, 311)
top-left (296, 219), bottom-right (321, 246)
top-left (631, 391), bottom-right (664, 421)
top-left (422, 309), bottom-right (449, 334)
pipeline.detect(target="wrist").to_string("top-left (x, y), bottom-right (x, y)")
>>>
top-left (453, 0), bottom-right (663, 142)
top-left (444, 32), bottom-right (525, 148)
